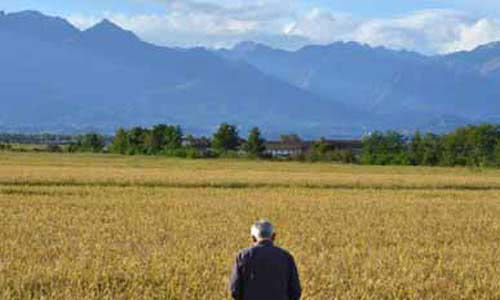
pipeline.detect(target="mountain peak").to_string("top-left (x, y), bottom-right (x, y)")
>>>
top-left (233, 41), bottom-right (275, 54)
top-left (10, 10), bottom-right (45, 18)
top-left (84, 19), bottom-right (140, 43)
top-left (95, 18), bottom-right (119, 29)
top-left (0, 10), bottom-right (79, 43)
top-left (87, 18), bottom-right (124, 32)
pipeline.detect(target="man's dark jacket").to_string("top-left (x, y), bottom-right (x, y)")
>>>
top-left (230, 240), bottom-right (302, 300)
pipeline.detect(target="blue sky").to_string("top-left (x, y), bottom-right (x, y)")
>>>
top-left (3, 0), bottom-right (167, 15)
top-left (312, 0), bottom-right (499, 17)
top-left (3, 0), bottom-right (499, 17)
top-left (3, 0), bottom-right (500, 53)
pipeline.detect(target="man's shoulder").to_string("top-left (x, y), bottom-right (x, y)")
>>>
top-left (237, 246), bottom-right (252, 257)
top-left (236, 246), bottom-right (255, 261)
top-left (238, 244), bottom-right (294, 259)
top-left (276, 246), bottom-right (295, 261)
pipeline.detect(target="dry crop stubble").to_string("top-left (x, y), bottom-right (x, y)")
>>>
top-left (0, 152), bottom-right (500, 299)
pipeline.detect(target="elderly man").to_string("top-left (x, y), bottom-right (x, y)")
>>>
top-left (230, 220), bottom-right (302, 300)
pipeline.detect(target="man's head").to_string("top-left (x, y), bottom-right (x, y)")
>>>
top-left (251, 219), bottom-right (276, 244)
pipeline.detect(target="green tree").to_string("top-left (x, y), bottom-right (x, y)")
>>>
top-left (473, 124), bottom-right (498, 166)
top-left (409, 131), bottom-right (424, 165)
top-left (441, 133), bottom-right (459, 166)
top-left (149, 124), bottom-right (167, 153)
top-left (79, 133), bottom-right (105, 153)
top-left (163, 125), bottom-right (183, 150)
top-left (127, 127), bottom-right (149, 154)
top-left (244, 127), bottom-right (266, 157)
top-left (440, 125), bottom-right (500, 167)
top-left (212, 123), bottom-right (240, 153)
top-left (361, 131), bottom-right (407, 165)
top-left (110, 128), bottom-right (129, 154)
top-left (361, 131), bottom-right (383, 165)
top-left (362, 124), bottom-right (499, 167)
top-left (495, 139), bottom-right (500, 167)
top-left (149, 124), bottom-right (183, 154)
top-left (421, 133), bottom-right (442, 166)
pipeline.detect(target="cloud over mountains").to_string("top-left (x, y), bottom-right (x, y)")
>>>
top-left (66, 1), bottom-right (500, 54)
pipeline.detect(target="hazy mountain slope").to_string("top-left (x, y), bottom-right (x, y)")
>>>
top-left (442, 42), bottom-right (500, 81)
top-left (218, 41), bottom-right (499, 126)
top-left (0, 11), bottom-right (367, 137)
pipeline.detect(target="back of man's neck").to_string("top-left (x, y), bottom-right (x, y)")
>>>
top-left (256, 239), bottom-right (273, 245)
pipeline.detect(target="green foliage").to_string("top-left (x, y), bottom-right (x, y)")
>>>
top-left (109, 124), bottom-right (183, 156)
top-left (107, 124), bottom-right (215, 159)
top-left (150, 124), bottom-right (183, 153)
top-left (4, 123), bottom-right (497, 168)
top-left (420, 133), bottom-right (441, 166)
top-left (304, 139), bottom-right (358, 163)
top-left (69, 133), bottom-right (105, 153)
top-left (439, 125), bottom-right (500, 167)
top-left (127, 127), bottom-right (149, 155)
top-left (496, 142), bottom-right (500, 167)
top-left (0, 143), bottom-right (13, 151)
top-left (361, 131), bottom-right (408, 165)
top-left (362, 124), bottom-right (500, 167)
top-left (409, 131), bottom-right (424, 165)
top-left (243, 127), bottom-right (266, 158)
top-left (110, 128), bottom-right (129, 154)
top-left (212, 123), bottom-right (240, 153)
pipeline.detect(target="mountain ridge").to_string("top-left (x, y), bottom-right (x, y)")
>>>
top-left (0, 10), bottom-right (498, 137)
top-left (0, 10), bottom-right (368, 138)
top-left (217, 39), bottom-right (499, 126)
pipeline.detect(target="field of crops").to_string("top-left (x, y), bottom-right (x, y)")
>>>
top-left (1, 152), bottom-right (500, 299)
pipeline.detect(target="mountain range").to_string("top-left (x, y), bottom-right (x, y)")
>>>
top-left (0, 10), bottom-right (498, 138)
top-left (218, 41), bottom-right (500, 129)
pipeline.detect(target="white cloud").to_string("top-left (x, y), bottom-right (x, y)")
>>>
top-left (446, 18), bottom-right (500, 52)
top-left (282, 8), bottom-right (360, 42)
top-left (68, 0), bottom-right (299, 49)
top-left (285, 9), bottom-right (500, 54)
top-left (67, 3), bottom-right (500, 54)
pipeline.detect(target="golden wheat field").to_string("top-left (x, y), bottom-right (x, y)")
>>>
top-left (1, 152), bottom-right (500, 299)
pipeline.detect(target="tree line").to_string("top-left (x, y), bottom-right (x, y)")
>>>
top-left (1, 123), bottom-right (499, 167)
top-left (67, 124), bottom-right (357, 162)
top-left (361, 124), bottom-right (500, 167)
top-left (67, 123), bottom-right (266, 159)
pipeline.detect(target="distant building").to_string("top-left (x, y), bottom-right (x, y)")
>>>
top-left (182, 137), bottom-right (211, 153)
top-left (264, 140), bottom-right (362, 158)
top-left (264, 141), bottom-right (311, 157)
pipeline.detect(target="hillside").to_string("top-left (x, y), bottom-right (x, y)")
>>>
top-left (0, 11), bottom-right (364, 138)
top-left (218, 41), bottom-right (500, 131)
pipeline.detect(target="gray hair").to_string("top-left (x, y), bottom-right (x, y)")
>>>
top-left (251, 220), bottom-right (275, 240)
